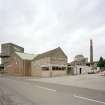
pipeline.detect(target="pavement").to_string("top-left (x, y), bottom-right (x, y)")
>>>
top-left (27, 74), bottom-right (105, 91)
top-left (0, 74), bottom-right (105, 105)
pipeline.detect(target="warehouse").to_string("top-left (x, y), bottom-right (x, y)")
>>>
top-left (6, 47), bottom-right (68, 77)
top-left (31, 47), bottom-right (68, 77)
top-left (6, 52), bottom-right (36, 76)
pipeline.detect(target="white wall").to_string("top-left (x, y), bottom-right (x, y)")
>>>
top-left (73, 65), bottom-right (91, 75)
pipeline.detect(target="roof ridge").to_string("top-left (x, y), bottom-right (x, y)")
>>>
top-left (39, 47), bottom-right (61, 55)
top-left (15, 52), bottom-right (38, 60)
top-left (33, 47), bottom-right (67, 60)
top-left (15, 51), bottom-right (36, 55)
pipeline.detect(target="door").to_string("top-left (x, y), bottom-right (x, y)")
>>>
top-left (79, 68), bottom-right (82, 74)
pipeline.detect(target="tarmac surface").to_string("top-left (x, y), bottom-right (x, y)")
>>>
top-left (27, 74), bottom-right (105, 91)
top-left (0, 74), bottom-right (105, 105)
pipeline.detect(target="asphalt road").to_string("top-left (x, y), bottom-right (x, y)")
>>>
top-left (0, 75), bottom-right (105, 105)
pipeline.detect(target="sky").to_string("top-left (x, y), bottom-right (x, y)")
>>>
top-left (0, 0), bottom-right (105, 62)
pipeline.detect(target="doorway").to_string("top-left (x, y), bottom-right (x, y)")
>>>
top-left (79, 68), bottom-right (82, 74)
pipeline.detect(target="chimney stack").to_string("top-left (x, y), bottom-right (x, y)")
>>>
top-left (90, 39), bottom-right (93, 64)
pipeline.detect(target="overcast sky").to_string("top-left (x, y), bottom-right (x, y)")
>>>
top-left (0, 0), bottom-right (105, 62)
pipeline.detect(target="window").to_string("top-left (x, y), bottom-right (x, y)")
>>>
top-left (52, 66), bottom-right (66, 71)
top-left (52, 67), bottom-right (58, 70)
top-left (52, 67), bottom-right (56, 70)
top-left (62, 67), bottom-right (66, 70)
top-left (42, 67), bottom-right (49, 71)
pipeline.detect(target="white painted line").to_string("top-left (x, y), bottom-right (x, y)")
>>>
top-left (74, 94), bottom-right (105, 105)
top-left (35, 85), bottom-right (57, 92)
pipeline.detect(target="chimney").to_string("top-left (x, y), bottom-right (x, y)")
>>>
top-left (90, 39), bottom-right (93, 64)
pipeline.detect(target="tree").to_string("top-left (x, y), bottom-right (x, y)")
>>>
top-left (104, 60), bottom-right (105, 67)
top-left (97, 57), bottom-right (105, 70)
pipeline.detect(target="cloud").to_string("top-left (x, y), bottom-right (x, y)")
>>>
top-left (0, 0), bottom-right (105, 62)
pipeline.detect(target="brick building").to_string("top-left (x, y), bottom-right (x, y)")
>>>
top-left (3, 45), bottom-right (68, 77)
top-left (32, 47), bottom-right (68, 77)
top-left (1, 43), bottom-right (24, 70)
top-left (7, 52), bottom-right (36, 76)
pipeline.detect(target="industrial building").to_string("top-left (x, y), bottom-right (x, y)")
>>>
top-left (6, 52), bottom-right (36, 76)
top-left (68, 39), bottom-right (97, 75)
top-left (1, 43), bottom-right (24, 71)
top-left (0, 39), bottom-right (96, 76)
top-left (31, 47), bottom-right (67, 77)
top-left (68, 54), bottom-right (91, 75)
top-left (73, 55), bottom-right (88, 65)
top-left (2, 43), bottom-right (68, 77)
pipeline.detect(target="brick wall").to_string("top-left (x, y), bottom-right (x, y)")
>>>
top-left (6, 53), bottom-right (31, 76)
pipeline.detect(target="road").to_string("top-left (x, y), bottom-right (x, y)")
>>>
top-left (0, 75), bottom-right (105, 105)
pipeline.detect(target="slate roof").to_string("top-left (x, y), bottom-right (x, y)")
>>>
top-left (15, 52), bottom-right (38, 60)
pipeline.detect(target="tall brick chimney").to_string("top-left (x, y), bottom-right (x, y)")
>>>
top-left (90, 39), bottom-right (93, 64)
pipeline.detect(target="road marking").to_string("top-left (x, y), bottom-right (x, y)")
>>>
top-left (35, 85), bottom-right (57, 92)
top-left (74, 94), bottom-right (105, 104)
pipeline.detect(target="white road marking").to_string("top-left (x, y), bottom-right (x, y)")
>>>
top-left (74, 94), bottom-right (105, 105)
top-left (35, 85), bottom-right (57, 92)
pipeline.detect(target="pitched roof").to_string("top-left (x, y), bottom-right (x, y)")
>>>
top-left (15, 47), bottom-right (67, 61)
top-left (34, 47), bottom-right (67, 60)
top-left (15, 52), bottom-right (38, 60)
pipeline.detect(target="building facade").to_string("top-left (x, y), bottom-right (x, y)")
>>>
top-left (69, 54), bottom-right (91, 75)
top-left (74, 55), bottom-right (88, 65)
top-left (1, 43), bottom-right (24, 70)
top-left (6, 47), bottom-right (68, 77)
top-left (31, 47), bottom-right (68, 77)
top-left (6, 52), bottom-right (35, 76)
